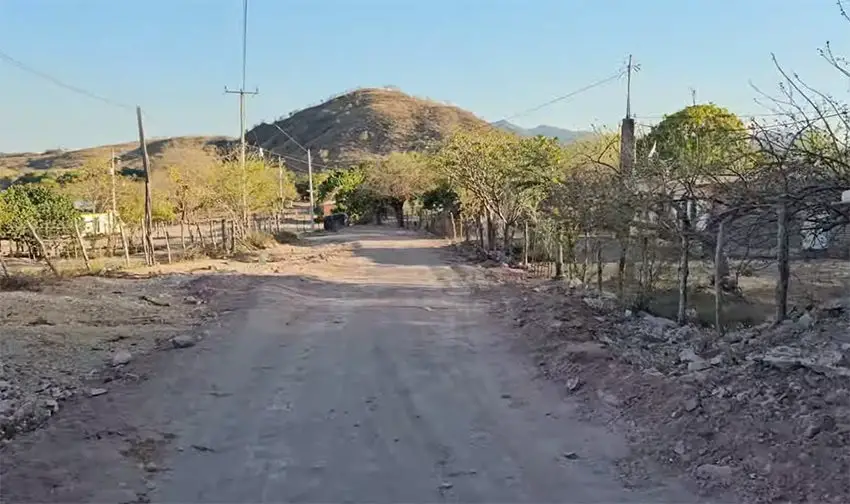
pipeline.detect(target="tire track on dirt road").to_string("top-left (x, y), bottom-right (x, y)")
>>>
top-left (1, 226), bottom-right (714, 503)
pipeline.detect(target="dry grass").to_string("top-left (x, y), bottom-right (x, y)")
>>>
top-left (248, 88), bottom-right (491, 173)
top-left (0, 136), bottom-right (232, 183)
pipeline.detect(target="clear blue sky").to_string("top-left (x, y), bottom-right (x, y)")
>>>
top-left (1, 0), bottom-right (848, 152)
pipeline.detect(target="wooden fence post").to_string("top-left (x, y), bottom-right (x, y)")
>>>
top-left (26, 221), bottom-right (59, 276)
top-left (73, 220), bottom-right (92, 272)
top-left (195, 223), bottom-right (206, 248)
top-left (141, 218), bottom-right (152, 265)
top-left (209, 221), bottom-right (218, 248)
top-left (596, 242), bottom-right (603, 292)
top-left (220, 220), bottom-right (227, 250)
top-left (118, 220), bottom-right (131, 267)
top-left (230, 220), bottom-right (236, 253)
top-left (164, 229), bottom-right (173, 264)
top-left (714, 220), bottom-right (725, 336)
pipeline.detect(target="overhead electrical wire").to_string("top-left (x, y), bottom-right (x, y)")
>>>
top-left (0, 48), bottom-right (134, 111)
top-left (500, 68), bottom-right (627, 122)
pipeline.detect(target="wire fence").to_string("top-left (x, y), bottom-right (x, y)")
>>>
top-left (0, 207), bottom-right (317, 274)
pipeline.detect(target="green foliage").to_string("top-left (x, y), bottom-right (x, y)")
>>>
top-left (421, 179), bottom-right (459, 213)
top-left (0, 184), bottom-right (79, 239)
top-left (365, 151), bottom-right (434, 203)
top-left (295, 172), bottom-right (330, 202)
top-left (316, 165), bottom-right (378, 220)
top-left (435, 130), bottom-right (564, 226)
top-left (643, 104), bottom-right (750, 177)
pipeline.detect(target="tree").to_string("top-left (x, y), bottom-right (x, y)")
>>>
top-left (152, 146), bottom-right (218, 222)
top-left (643, 104), bottom-right (750, 178)
top-left (62, 157), bottom-right (113, 212)
top-left (421, 179), bottom-right (459, 214)
top-left (0, 184), bottom-right (79, 241)
top-left (208, 154), bottom-right (279, 221)
top-left (364, 152), bottom-right (434, 227)
top-left (436, 129), bottom-right (567, 250)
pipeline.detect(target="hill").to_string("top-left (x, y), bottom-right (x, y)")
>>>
top-left (491, 120), bottom-right (591, 144)
top-left (0, 136), bottom-right (232, 187)
top-left (246, 88), bottom-right (491, 172)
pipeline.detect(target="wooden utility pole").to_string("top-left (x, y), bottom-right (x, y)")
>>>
top-left (136, 106), bottom-right (155, 266)
top-left (278, 157), bottom-right (284, 204)
top-left (307, 148), bottom-right (316, 230)
top-left (225, 0), bottom-right (259, 230)
top-left (109, 149), bottom-right (118, 256)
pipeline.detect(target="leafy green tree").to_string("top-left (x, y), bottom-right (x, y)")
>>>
top-left (435, 129), bottom-right (564, 249)
top-left (364, 152), bottom-right (434, 227)
top-left (421, 179), bottom-right (459, 214)
top-left (0, 184), bottom-right (79, 240)
top-left (152, 146), bottom-right (218, 222)
top-left (316, 165), bottom-right (378, 221)
top-left (642, 104), bottom-right (750, 177)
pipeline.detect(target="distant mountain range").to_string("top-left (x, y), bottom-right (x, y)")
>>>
top-left (491, 120), bottom-right (591, 144)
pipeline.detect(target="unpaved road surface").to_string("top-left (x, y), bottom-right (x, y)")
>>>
top-left (1, 227), bottom-right (710, 503)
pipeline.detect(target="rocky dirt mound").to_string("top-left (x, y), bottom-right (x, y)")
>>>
top-left (0, 274), bottom-right (216, 442)
top-left (494, 277), bottom-right (850, 504)
top-left (246, 88), bottom-right (491, 173)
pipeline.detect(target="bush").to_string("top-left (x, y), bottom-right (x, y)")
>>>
top-left (273, 230), bottom-right (300, 244)
top-left (242, 231), bottom-right (275, 250)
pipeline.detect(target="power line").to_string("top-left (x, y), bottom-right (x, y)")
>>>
top-left (0, 48), bottom-right (134, 111)
top-left (245, 143), bottom-right (330, 170)
top-left (500, 68), bottom-right (627, 122)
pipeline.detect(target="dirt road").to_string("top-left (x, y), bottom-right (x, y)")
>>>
top-left (1, 227), bottom-right (710, 503)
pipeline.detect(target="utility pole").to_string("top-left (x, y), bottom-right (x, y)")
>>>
top-left (278, 157), bottom-right (283, 203)
top-left (109, 149), bottom-right (118, 256)
top-left (225, 0), bottom-right (258, 230)
top-left (619, 54), bottom-right (636, 177)
top-left (690, 87), bottom-right (697, 106)
top-left (307, 148), bottom-right (316, 230)
top-left (136, 106), bottom-right (155, 266)
top-left (616, 54), bottom-right (638, 299)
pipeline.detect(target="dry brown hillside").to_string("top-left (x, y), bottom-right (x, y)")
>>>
top-left (0, 136), bottom-right (232, 186)
top-left (246, 87), bottom-right (491, 172)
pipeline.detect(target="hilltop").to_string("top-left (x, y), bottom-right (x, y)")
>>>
top-left (246, 87), bottom-right (491, 172)
top-left (0, 136), bottom-right (232, 186)
top-left (491, 120), bottom-right (592, 144)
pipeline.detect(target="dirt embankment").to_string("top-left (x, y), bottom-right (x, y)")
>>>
top-left (461, 246), bottom-right (850, 504)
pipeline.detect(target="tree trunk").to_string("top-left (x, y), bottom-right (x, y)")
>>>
top-left (677, 215), bottom-right (691, 326)
top-left (775, 201), bottom-right (790, 322)
top-left (392, 199), bottom-right (405, 228)
top-left (554, 228), bottom-right (564, 279)
top-left (486, 211), bottom-right (496, 250)
top-left (477, 214), bottom-right (484, 248)
top-left (503, 222), bottom-right (514, 252)
top-left (522, 221), bottom-right (529, 267)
